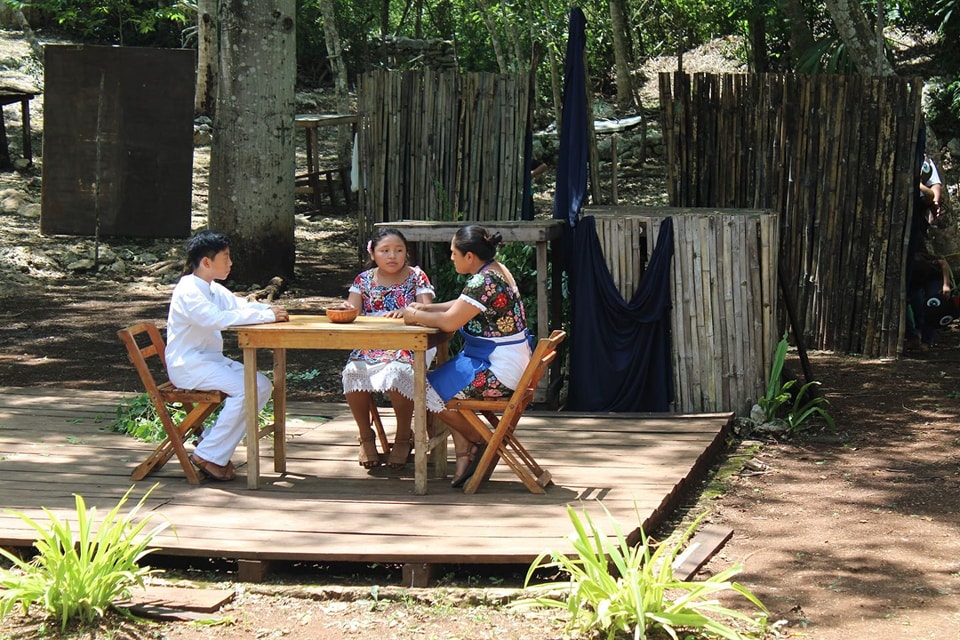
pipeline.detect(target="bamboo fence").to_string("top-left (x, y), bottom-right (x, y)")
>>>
top-left (587, 207), bottom-right (778, 415)
top-left (659, 73), bottom-right (922, 358)
top-left (355, 70), bottom-right (529, 260)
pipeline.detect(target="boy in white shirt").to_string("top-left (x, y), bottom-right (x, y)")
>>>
top-left (166, 230), bottom-right (289, 481)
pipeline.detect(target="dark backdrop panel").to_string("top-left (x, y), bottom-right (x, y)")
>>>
top-left (41, 45), bottom-right (195, 237)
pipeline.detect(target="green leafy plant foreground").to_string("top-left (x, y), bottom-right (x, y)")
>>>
top-left (512, 506), bottom-right (768, 640)
top-left (111, 393), bottom-right (274, 443)
top-left (0, 485), bottom-right (169, 631)
top-left (756, 333), bottom-right (835, 435)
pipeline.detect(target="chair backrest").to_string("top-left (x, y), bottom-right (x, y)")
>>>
top-left (117, 322), bottom-right (169, 400)
top-left (508, 329), bottom-right (566, 409)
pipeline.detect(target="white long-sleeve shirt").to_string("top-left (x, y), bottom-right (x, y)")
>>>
top-left (165, 274), bottom-right (276, 384)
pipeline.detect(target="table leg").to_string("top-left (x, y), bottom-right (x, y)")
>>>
top-left (244, 347), bottom-right (260, 489)
top-left (413, 347), bottom-right (428, 495)
top-left (19, 98), bottom-right (30, 164)
top-left (273, 348), bottom-right (287, 473)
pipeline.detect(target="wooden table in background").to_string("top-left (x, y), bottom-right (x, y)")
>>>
top-left (295, 113), bottom-right (357, 211)
top-left (235, 315), bottom-right (445, 493)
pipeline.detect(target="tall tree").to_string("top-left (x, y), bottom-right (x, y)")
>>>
top-left (609, 0), bottom-right (635, 111)
top-left (824, 0), bottom-right (894, 75)
top-left (319, 0), bottom-right (352, 165)
top-left (208, 1), bottom-right (297, 282)
top-left (195, 0), bottom-right (217, 116)
top-left (778, 0), bottom-right (816, 68)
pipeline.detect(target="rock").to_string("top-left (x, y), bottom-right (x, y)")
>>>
top-left (66, 258), bottom-right (95, 271)
top-left (18, 202), bottom-right (40, 218)
top-left (1, 195), bottom-right (20, 212)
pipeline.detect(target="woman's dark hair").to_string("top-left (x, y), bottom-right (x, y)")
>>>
top-left (453, 225), bottom-right (502, 261)
top-left (366, 226), bottom-right (410, 268)
top-left (183, 229), bottom-right (230, 274)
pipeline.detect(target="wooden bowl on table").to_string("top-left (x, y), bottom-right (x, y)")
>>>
top-left (325, 304), bottom-right (359, 324)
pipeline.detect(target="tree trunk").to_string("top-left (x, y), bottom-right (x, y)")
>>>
top-left (209, 1), bottom-right (296, 282)
top-left (777, 0), bottom-right (816, 67)
top-left (609, 0), bottom-right (634, 112)
top-left (319, 0), bottom-right (352, 165)
top-left (824, 0), bottom-right (894, 75)
top-left (476, 0), bottom-right (507, 74)
top-left (749, 16), bottom-right (768, 73)
top-left (540, 0), bottom-right (562, 132)
top-left (195, 0), bottom-right (217, 117)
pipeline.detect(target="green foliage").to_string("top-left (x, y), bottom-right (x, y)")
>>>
top-left (513, 505), bottom-right (768, 640)
top-left (6, 0), bottom-right (192, 46)
top-left (0, 485), bottom-right (169, 630)
top-left (758, 334), bottom-right (835, 435)
top-left (111, 393), bottom-right (274, 443)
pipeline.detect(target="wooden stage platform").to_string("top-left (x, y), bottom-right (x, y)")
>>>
top-left (0, 387), bottom-right (733, 584)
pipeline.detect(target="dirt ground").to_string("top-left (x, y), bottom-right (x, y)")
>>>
top-left (2, 29), bottom-right (960, 640)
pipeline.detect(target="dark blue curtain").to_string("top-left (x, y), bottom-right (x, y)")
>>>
top-left (551, 7), bottom-right (587, 231)
top-left (566, 216), bottom-right (675, 412)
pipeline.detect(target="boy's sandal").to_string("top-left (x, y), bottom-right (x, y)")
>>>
top-left (189, 454), bottom-right (236, 481)
top-left (386, 439), bottom-right (412, 469)
top-left (358, 436), bottom-right (382, 469)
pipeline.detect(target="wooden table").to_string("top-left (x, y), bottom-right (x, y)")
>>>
top-left (295, 113), bottom-right (357, 210)
top-left (0, 89), bottom-right (37, 170)
top-left (235, 315), bottom-right (444, 493)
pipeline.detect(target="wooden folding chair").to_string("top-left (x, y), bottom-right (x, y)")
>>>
top-left (444, 330), bottom-right (566, 494)
top-left (117, 322), bottom-right (227, 484)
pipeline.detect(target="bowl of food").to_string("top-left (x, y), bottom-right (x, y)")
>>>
top-left (325, 304), bottom-right (359, 324)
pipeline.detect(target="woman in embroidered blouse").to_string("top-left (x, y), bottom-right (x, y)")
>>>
top-left (400, 225), bottom-right (532, 487)
top-left (341, 227), bottom-right (435, 470)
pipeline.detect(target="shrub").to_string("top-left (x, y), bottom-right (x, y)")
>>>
top-left (0, 485), bottom-right (169, 631)
top-left (512, 505), bottom-right (768, 639)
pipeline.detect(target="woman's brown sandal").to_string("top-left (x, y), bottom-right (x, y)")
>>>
top-left (386, 439), bottom-right (412, 469)
top-left (450, 443), bottom-right (485, 488)
top-left (358, 436), bottom-right (381, 469)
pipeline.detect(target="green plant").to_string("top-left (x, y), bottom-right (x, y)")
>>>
top-left (111, 393), bottom-right (274, 443)
top-left (758, 334), bottom-right (835, 434)
top-left (513, 505), bottom-right (768, 640)
top-left (0, 485), bottom-right (169, 631)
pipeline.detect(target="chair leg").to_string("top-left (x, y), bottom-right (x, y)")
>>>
top-left (370, 403), bottom-right (390, 456)
top-left (130, 402), bottom-right (218, 484)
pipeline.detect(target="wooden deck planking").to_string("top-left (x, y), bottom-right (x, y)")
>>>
top-left (0, 387), bottom-right (732, 571)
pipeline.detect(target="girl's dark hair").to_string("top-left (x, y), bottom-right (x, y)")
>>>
top-left (366, 226), bottom-right (410, 268)
top-left (453, 225), bottom-right (502, 261)
top-left (183, 229), bottom-right (230, 274)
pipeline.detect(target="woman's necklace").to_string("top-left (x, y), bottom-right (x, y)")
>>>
top-left (477, 259), bottom-right (495, 274)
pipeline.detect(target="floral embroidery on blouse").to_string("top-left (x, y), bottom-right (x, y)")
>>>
top-left (461, 270), bottom-right (527, 338)
top-left (347, 266), bottom-right (434, 365)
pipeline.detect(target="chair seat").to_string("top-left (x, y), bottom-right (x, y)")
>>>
top-left (157, 382), bottom-right (226, 405)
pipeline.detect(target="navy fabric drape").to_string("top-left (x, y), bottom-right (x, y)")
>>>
top-left (551, 8), bottom-right (587, 230)
top-left (566, 216), bottom-right (675, 412)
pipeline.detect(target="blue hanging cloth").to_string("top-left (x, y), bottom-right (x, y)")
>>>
top-left (551, 7), bottom-right (587, 231)
top-left (566, 216), bottom-right (675, 412)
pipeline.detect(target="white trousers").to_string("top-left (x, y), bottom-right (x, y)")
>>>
top-left (172, 358), bottom-right (272, 466)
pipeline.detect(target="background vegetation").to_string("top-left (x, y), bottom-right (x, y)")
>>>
top-left (5, 0), bottom-right (960, 139)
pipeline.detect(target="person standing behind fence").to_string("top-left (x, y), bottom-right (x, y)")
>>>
top-left (165, 230), bottom-right (289, 481)
top-left (341, 227), bottom-right (435, 470)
